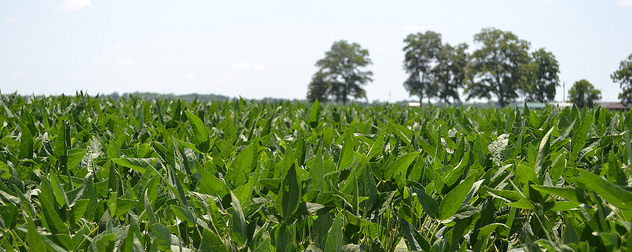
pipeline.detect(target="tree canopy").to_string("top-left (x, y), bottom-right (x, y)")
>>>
top-left (433, 43), bottom-right (468, 104)
top-left (309, 40), bottom-right (373, 104)
top-left (611, 53), bottom-right (632, 106)
top-left (465, 28), bottom-right (532, 107)
top-left (523, 48), bottom-right (560, 102)
top-left (402, 31), bottom-right (442, 103)
top-left (569, 79), bottom-right (601, 108)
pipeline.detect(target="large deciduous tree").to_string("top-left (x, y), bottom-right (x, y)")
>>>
top-left (569, 79), bottom-right (601, 108)
top-left (611, 53), bottom-right (632, 106)
top-left (523, 48), bottom-right (560, 102)
top-left (433, 43), bottom-right (469, 104)
top-left (310, 40), bottom-right (373, 104)
top-left (307, 70), bottom-right (330, 103)
top-left (465, 28), bottom-right (532, 107)
top-left (402, 31), bottom-right (442, 104)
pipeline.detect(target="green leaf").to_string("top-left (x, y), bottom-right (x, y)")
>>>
top-left (111, 158), bottom-right (157, 174)
top-left (171, 205), bottom-right (197, 227)
top-left (49, 172), bottom-right (69, 208)
top-left (226, 141), bottom-right (256, 188)
top-left (310, 148), bottom-right (325, 196)
top-left (19, 122), bottom-right (33, 159)
top-left (438, 175), bottom-right (476, 221)
top-left (367, 124), bottom-right (388, 158)
top-left (413, 186), bottom-right (439, 219)
top-left (325, 213), bottom-right (343, 252)
top-left (570, 115), bottom-right (592, 165)
top-left (198, 166), bottom-right (229, 198)
top-left (531, 185), bottom-right (585, 203)
top-left (535, 127), bottom-right (554, 175)
top-left (199, 228), bottom-right (228, 252)
top-left (252, 237), bottom-right (272, 252)
top-left (278, 163), bottom-right (301, 220)
top-left (338, 131), bottom-right (355, 170)
top-left (151, 223), bottom-right (171, 251)
top-left (185, 110), bottom-right (209, 144)
top-left (26, 218), bottom-right (46, 251)
top-left (230, 191), bottom-right (248, 247)
top-left (384, 152), bottom-right (419, 180)
top-left (606, 150), bottom-right (626, 185)
top-left (575, 169), bottom-right (632, 210)
top-left (308, 99), bottom-right (321, 128)
top-left (38, 177), bottom-right (70, 236)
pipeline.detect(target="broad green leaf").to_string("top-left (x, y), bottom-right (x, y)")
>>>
top-left (575, 169), bottom-right (632, 210)
top-left (26, 218), bottom-right (46, 251)
top-left (486, 187), bottom-right (525, 202)
top-left (171, 205), bottom-right (197, 227)
top-left (535, 127), bottom-right (554, 176)
top-left (226, 141), bottom-right (257, 188)
top-left (199, 229), bottom-right (228, 252)
top-left (384, 152), bottom-right (419, 180)
top-left (531, 185), bottom-right (585, 203)
top-left (230, 191), bottom-right (248, 247)
top-left (338, 131), bottom-right (355, 170)
top-left (308, 100), bottom-right (321, 128)
top-left (413, 186), bottom-right (439, 219)
top-left (198, 166), bottom-right (229, 198)
top-left (278, 163), bottom-right (301, 220)
top-left (49, 172), bottom-right (69, 208)
top-left (438, 175), bottom-right (476, 220)
top-left (310, 148), bottom-right (325, 196)
top-left (39, 177), bottom-right (70, 236)
top-left (325, 213), bottom-right (343, 252)
top-left (185, 110), bottom-right (209, 144)
top-left (111, 158), bottom-right (157, 174)
top-left (367, 125), bottom-right (388, 158)
top-left (606, 150), bottom-right (626, 185)
top-left (19, 122), bottom-right (33, 159)
top-left (569, 115), bottom-right (592, 166)
top-left (151, 223), bottom-right (171, 251)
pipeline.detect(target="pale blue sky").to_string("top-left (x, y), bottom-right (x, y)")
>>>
top-left (1, 0), bottom-right (631, 102)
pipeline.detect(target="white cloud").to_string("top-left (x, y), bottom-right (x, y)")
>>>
top-left (119, 60), bottom-right (133, 66)
top-left (59, 0), bottom-right (92, 11)
top-left (181, 72), bottom-right (198, 81)
top-left (113, 44), bottom-right (122, 50)
top-left (230, 63), bottom-right (265, 71)
top-left (13, 72), bottom-right (23, 78)
top-left (403, 25), bottom-right (429, 32)
top-left (618, 0), bottom-right (632, 6)
top-left (93, 59), bottom-right (100, 64)
top-left (6, 17), bottom-right (15, 22)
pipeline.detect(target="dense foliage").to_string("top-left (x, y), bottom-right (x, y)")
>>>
top-left (308, 40), bottom-right (373, 105)
top-left (1, 94), bottom-right (632, 251)
top-left (569, 79), bottom-right (602, 108)
top-left (611, 53), bottom-right (632, 106)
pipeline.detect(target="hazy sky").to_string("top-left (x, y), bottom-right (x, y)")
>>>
top-left (1, 0), bottom-right (631, 102)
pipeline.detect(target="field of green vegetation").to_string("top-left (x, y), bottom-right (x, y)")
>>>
top-left (1, 93), bottom-right (631, 251)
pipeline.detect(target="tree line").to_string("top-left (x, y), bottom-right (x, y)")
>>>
top-left (307, 27), bottom-right (632, 108)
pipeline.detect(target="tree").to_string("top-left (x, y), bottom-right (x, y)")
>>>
top-left (569, 79), bottom-right (601, 108)
top-left (465, 28), bottom-right (532, 107)
top-left (433, 43), bottom-right (469, 104)
top-left (611, 53), bottom-right (632, 105)
top-left (307, 70), bottom-right (330, 103)
top-left (523, 48), bottom-right (560, 102)
top-left (402, 31), bottom-right (442, 104)
top-left (311, 40), bottom-right (373, 104)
